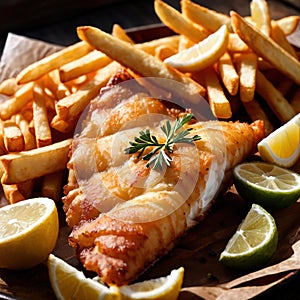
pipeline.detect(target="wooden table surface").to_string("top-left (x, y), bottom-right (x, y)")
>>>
top-left (0, 1), bottom-right (299, 299)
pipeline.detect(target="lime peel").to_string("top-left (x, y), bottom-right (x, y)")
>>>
top-left (233, 161), bottom-right (300, 210)
top-left (219, 203), bottom-right (278, 270)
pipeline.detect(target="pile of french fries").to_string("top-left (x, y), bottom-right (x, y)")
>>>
top-left (0, 0), bottom-right (299, 204)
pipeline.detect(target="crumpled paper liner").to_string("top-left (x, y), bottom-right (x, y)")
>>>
top-left (0, 31), bottom-right (300, 300)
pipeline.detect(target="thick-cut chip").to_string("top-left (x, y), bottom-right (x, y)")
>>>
top-left (290, 87), bottom-right (300, 113)
top-left (277, 77), bottom-right (294, 96)
top-left (227, 33), bottom-right (250, 52)
top-left (56, 61), bottom-right (121, 120)
top-left (178, 35), bottom-right (194, 51)
top-left (3, 121), bottom-right (25, 152)
top-left (0, 78), bottom-right (18, 96)
top-left (0, 138), bottom-right (72, 184)
top-left (204, 67), bottom-right (232, 119)
top-left (231, 11), bottom-right (300, 85)
top-left (0, 122), bottom-right (6, 156)
top-left (271, 20), bottom-right (298, 58)
top-left (181, 0), bottom-right (232, 32)
top-left (14, 114), bottom-right (36, 150)
top-left (59, 50), bottom-right (112, 83)
top-left (276, 15), bottom-right (300, 36)
top-left (58, 36), bottom-right (181, 82)
top-left (135, 35), bottom-right (181, 55)
top-left (256, 70), bottom-right (296, 123)
top-left (33, 83), bottom-right (52, 147)
top-left (155, 45), bottom-right (177, 61)
top-left (2, 180), bottom-right (34, 204)
top-left (77, 26), bottom-right (206, 102)
top-left (242, 98), bottom-right (274, 135)
top-left (16, 41), bottom-right (93, 84)
top-left (0, 82), bottom-right (34, 120)
top-left (50, 115), bottom-right (77, 133)
top-left (250, 0), bottom-right (271, 36)
top-left (218, 52), bottom-right (239, 96)
top-left (112, 24), bottom-right (135, 44)
top-left (45, 69), bottom-right (71, 99)
top-left (154, 0), bottom-right (209, 43)
top-left (234, 52), bottom-right (257, 102)
top-left (41, 171), bottom-right (64, 202)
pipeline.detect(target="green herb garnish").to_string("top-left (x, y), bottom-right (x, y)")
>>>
top-left (124, 113), bottom-right (201, 171)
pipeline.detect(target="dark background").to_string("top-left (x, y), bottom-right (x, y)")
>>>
top-left (0, 0), bottom-right (299, 54)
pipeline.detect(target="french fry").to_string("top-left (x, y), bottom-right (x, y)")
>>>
top-left (218, 52), bottom-right (239, 96)
top-left (155, 45), bottom-right (177, 61)
top-left (231, 11), bottom-right (300, 85)
top-left (32, 83), bottom-right (52, 147)
top-left (242, 99), bottom-right (274, 135)
top-left (59, 50), bottom-right (112, 83)
top-left (276, 15), bottom-right (300, 36)
top-left (276, 77), bottom-right (294, 96)
top-left (290, 87), bottom-right (300, 113)
top-left (45, 69), bottom-right (71, 99)
top-left (0, 138), bottom-right (72, 184)
top-left (204, 67), bottom-right (232, 119)
top-left (112, 24), bottom-right (135, 44)
top-left (154, 0), bottom-right (209, 43)
top-left (50, 114), bottom-right (77, 133)
top-left (250, 0), bottom-right (271, 37)
top-left (41, 171), bottom-right (64, 202)
top-left (16, 41), bottom-right (93, 84)
top-left (0, 82), bottom-right (34, 120)
top-left (181, 0), bottom-right (232, 32)
top-left (58, 36), bottom-right (181, 83)
top-left (256, 70), bottom-right (296, 123)
top-left (178, 35), bottom-right (194, 51)
top-left (234, 52), bottom-right (257, 102)
top-left (271, 20), bottom-right (298, 58)
top-left (77, 26), bottom-right (206, 102)
top-left (56, 61), bottom-right (121, 120)
top-left (135, 35), bottom-right (181, 55)
top-left (14, 113), bottom-right (36, 150)
top-left (2, 180), bottom-right (34, 204)
top-left (227, 33), bottom-right (250, 52)
top-left (0, 122), bottom-right (6, 155)
top-left (3, 121), bottom-right (25, 152)
top-left (0, 78), bottom-right (18, 96)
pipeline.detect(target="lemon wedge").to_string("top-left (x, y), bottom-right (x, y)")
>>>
top-left (120, 267), bottom-right (184, 300)
top-left (0, 197), bottom-right (59, 270)
top-left (164, 25), bottom-right (229, 72)
top-left (220, 203), bottom-right (278, 270)
top-left (48, 253), bottom-right (184, 300)
top-left (48, 254), bottom-right (121, 300)
top-left (258, 113), bottom-right (300, 168)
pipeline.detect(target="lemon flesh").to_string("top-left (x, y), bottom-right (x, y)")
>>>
top-left (48, 254), bottom-right (121, 300)
top-left (164, 25), bottom-right (228, 72)
top-left (0, 197), bottom-right (59, 270)
top-left (120, 267), bottom-right (184, 300)
top-left (258, 113), bottom-right (300, 168)
top-left (219, 203), bottom-right (278, 270)
top-left (233, 161), bottom-right (300, 210)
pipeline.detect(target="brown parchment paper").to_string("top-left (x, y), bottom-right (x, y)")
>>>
top-left (0, 30), bottom-right (300, 300)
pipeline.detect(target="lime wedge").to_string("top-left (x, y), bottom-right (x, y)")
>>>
top-left (219, 203), bottom-right (278, 270)
top-left (233, 161), bottom-right (300, 210)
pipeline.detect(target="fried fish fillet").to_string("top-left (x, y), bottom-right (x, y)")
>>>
top-left (63, 78), bottom-right (264, 286)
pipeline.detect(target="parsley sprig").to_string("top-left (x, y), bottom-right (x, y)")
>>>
top-left (124, 113), bottom-right (201, 170)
